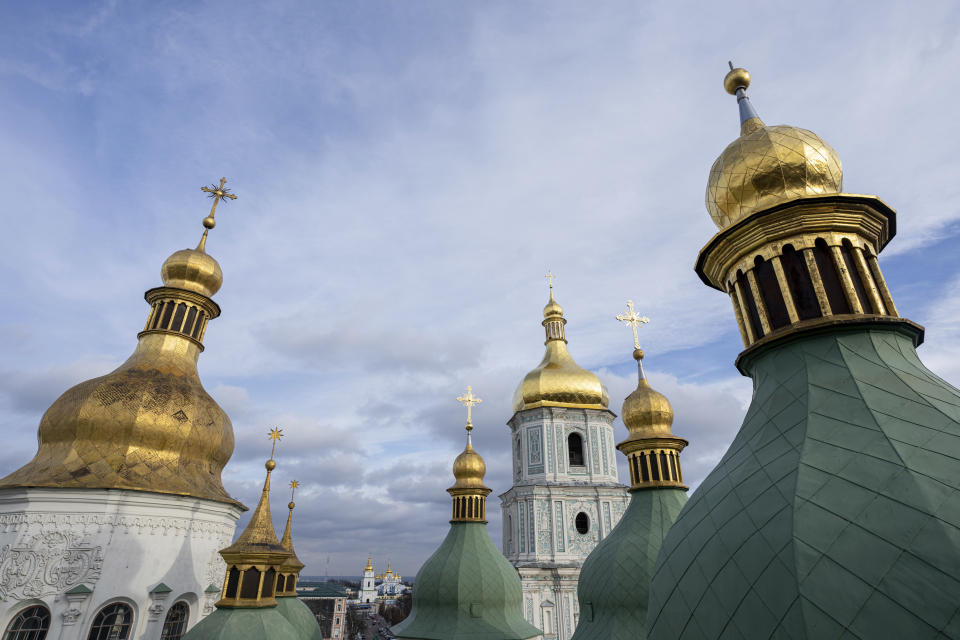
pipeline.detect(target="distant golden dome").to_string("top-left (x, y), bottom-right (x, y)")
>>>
top-left (706, 66), bottom-right (843, 230)
top-left (513, 288), bottom-right (609, 413)
top-left (621, 369), bottom-right (675, 439)
top-left (450, 442), bottom-right (487, 490)
top-left (161, 247), bottom-right (223, 297)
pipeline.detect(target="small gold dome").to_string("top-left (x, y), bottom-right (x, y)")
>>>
top-left (161, 248), bottom-right (223, 297)
top-left (450, 442), bottom-right (487, 490)
top-left (544, 292), bottom-right (563, 318)
top-left (621, 379), bottom-right (674, 438)
top-left (706, 66), bottom-right (843, 230)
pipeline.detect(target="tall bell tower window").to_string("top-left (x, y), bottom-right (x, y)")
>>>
top-left (568, 433), bottom-right (585, 467)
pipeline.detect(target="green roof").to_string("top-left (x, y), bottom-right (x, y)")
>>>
top-left (65, 584), bottom-right (93, 594)
top-left (150, 583), bottom-right (173, 594)
top-left (647, 326), bottom-right (960, 639)
top-left (275, 596), bottom-right (323, 640)
top-left (572, 488), bottom-right (686, 640)
top-left (300, 583), bottom-right (347, 598)
top-left (182, 607), bottom-right (304, 640)
top-left (392, 521), bottom-right (541, 640)
top-left (205, 584), bottom-right (222, 593)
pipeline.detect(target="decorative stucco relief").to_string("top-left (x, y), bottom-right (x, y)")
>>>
top-left (0, 531), bottom-right (103, 601)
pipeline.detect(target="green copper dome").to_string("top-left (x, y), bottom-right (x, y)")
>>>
top-left (275, 596), bottom-right (323, 640)
top-left (647, 325), bottom-right (960, 638)
top-left (572, 489), bottom-right (686, 640)
top-left (182, 607), bottom-right (304, 640)
top-left (392, 521), bottom-right (541, 640)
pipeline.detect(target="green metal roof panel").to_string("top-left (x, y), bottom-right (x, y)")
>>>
top-left (275, 596), bottom-right (324, 640)
top-left (571, 488), bottom-right (686, 640)
top-left (64, 584), bottom-right (93, 594)
top-left (150, 583), bottom-right (173, 594)
top-left (647, 327), bottom-right (960, 639)
top-left (182, 607), bottom-right (305, 640)
top-left (392, 521), bottom-right (541, 640)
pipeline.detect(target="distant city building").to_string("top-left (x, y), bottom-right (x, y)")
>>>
top-left (375, 563), bottom-right (408, 603)
top-left (298, 583), bottom-right (348, 640)
top-left (501, 285), bottom-right (630, 639)
top-left (358, 558), bottom-right (377, 605)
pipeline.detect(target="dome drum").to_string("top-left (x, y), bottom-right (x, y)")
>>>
top-left (696, 194), bottom-right (901, 349)
top-left (141, 286), bottom-right (222, 347)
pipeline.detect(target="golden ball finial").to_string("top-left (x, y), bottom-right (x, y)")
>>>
top-left (265, 459), bottom-right (276, 471)
top-left (724, 66), bottom-right (750, 95)
top-left (202, 216), bottom-right (216, 229)
top-left (288, 501), bottom-right (295, 509)
top-left (633, 348), bottom-right (645, 361)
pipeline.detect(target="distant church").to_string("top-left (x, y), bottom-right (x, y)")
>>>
top-left (500, 282), bottom-right (630, 639)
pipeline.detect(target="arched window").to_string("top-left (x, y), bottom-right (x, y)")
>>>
top-left (3, 605), bottom-right (50, 640)
top-left (568, 433), bottom-right (585, 467)
top-left (87, 603), bottom-right (133, 640)
top-left (160, 602), bottom-right (189, 640)
top-left (575, 512), bottom-right (590, 535)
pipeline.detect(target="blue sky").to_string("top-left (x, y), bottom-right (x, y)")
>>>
top-left (2, 0), bottom-right (960, 576)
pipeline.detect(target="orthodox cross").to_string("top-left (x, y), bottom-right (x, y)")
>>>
top-left (545, 270), bottom-right (556, 291)
top-left (268, 427), bottom-right (284, 459)
top-left (616, 300), bottom-right (650, 349)
top-left (201, 177), bottom-right (238, 220)
top-left (289, 479), bottom-right (299, 501)
top-left (457, 385), bottom-right (482, 431)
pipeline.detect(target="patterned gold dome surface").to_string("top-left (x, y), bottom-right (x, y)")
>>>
top-left (450, 442), bottom-right (488, 490)
top-left (706, 66), bottom-right (843, 230)
top-left (0, 333), bottom-right (238, 503)
top-left (161, 247), bottom-right (223, 297)
top-left (706, 125), bottom-right (843, 229)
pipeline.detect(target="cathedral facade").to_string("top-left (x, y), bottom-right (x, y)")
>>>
top-left (500, 287), bottom-right (629, 640)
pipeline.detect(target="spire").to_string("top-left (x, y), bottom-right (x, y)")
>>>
top-left (614, 307), bottom-right (688, 492)
top-left (724, 62), bottom-right (764, 135)
top-left (216, 429), bottom-right (290, 608)
top-left (277, 479), bottom-right (305, 596)
top-left (449, 386), bottom-right (492, 523)
top-left (197, 177), bottom-right (238, 252)
top-left (542, 270), bottom-right (565, 339)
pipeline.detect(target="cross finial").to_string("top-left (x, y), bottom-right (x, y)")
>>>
top-left (289, 479), bottom-right (299, 501)
top-left (268, 427), bottom-right (284, 460)
top-left (457, 385), bottom-right (482, 433)
top-left (616, 300), bottom-right (650, 350)
top-left (196, 177), bottom-right (238, 251)
top-left (544, 270), bottom-right (556, 291)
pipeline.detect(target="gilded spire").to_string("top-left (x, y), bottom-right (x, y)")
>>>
top-left (614, 307), bottom-right (688, 491)
top-left (197, 177), bottom-right (238, 252)
top-left (449, 386), bottom-right (492, 522)
top-left (277, 478), bottom-right (305, 596)
top-left (216, 429), bottom-right (290, 608)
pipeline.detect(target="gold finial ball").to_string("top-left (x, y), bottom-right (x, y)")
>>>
top-left (202, 216), bottom-right (216, 229)
top-left (266, 459), bottom-right (276, 471)
top-left (633, 348), bottom-right (645, 361)
top-left (724, 67), bottom-right (750, 95)
top-left (288, 501), bottom-right (295, 509)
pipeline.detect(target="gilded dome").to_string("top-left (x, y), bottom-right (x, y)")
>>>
top-left (512, 289), bottom-right (609, 413)
top-left (706, 67), bottom-right (843, 230)
top-left (450, 442), bottom-right (487, 490)
top-left (620, 350), bottom-right (675, 441)
top-left (162, 247), bottom-right (223, 297)
top-left (0, 333), bottom-right (238, 504)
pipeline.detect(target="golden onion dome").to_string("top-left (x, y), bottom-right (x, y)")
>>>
top-left (513, 287), bottom-right (609, 413)
top-left (161, 247), bottom-right (223, 297)
top-left (706, 65), bottom-right (843, 230)
top-left (621, 348), bottom-right (675, 439)
top-left (0, 179), bottom-right (240, 506)
top-left (450, 441), bottom-right (487, 489)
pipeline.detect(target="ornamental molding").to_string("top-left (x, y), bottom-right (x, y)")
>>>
top-left (61, 607), bottom-right (83, 625)
top-left (0, 531), bottom-right (103, 601)
top-left (0, 511), bottom-right (236, 538)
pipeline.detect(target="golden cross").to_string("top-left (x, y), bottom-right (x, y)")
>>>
top-left (456, 385), bottom-right (482, 431)
top-left (268, 427), bottom-right (284, 459)
top-left (544, 270), bottom-right (556, 291)
top-left (201, 177), bottom-right (238, 220)
top-left (616, 300), bottom-right (650, 349)
top-left (289, 479), bottom-right (299, 501)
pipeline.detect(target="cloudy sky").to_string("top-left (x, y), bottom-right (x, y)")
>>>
top-left (2, 1), bottom-right (960, 577)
